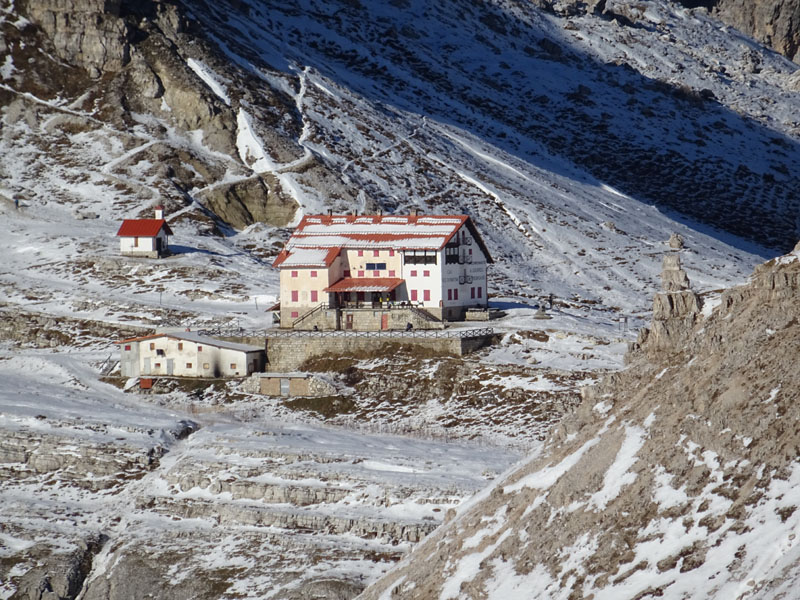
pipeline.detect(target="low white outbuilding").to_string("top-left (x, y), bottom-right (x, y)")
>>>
top-left (116, 206), bottom-right (173, 258)
top-left (118, 331), bottom-right (265, 378)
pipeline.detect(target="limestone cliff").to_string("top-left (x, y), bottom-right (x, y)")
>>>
top-left (714, 0), bottom-right (800, 62)
top-left (360, 244), bottom-right (800, 599)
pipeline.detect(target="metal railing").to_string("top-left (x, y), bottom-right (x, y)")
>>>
top-left (266, 327), bottom-right (494, 339)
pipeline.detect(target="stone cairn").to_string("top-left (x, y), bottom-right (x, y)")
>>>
top-left (628, 250), bottom-right (703, 360)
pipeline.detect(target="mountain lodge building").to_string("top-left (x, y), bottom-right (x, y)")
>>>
top-left (272, 213), bottom-right (492, 330)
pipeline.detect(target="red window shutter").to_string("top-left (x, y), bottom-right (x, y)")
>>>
top-left (311, 290), bottom-right (318, 302)
top-left (373, 270), bottom-right (380, 277)
top-left (389, 270), bottom-right (395, 277)
top-left (423, 270), bottom-right (430, 277)
top-left (291, 270), bottom-right (298, 278)
top-left (471, 287), bottom-right (475, 299)
top-left (291, 311), bottom-right (299, 318)
top-left (358, 250), bottom-right (363, 256)
top-left (310, 271), bottom-right (317, 277)
top-left (454, 289), bottom-right (459, 300)
top-left (423, 290), bottom-right (430, 301)
top-left (373, 250), bottom-right (379, 257)
top-left (198, 345), bottom-right (203, 352)
top-left (478, 287), bottom-right (482, 298)
top-left (358, 270), bottom-right (365, 277)
top-left (124, 344), bottom-right (131, 351)
top-left (411, 290), bottom-right (418, 301)
top-left (291, 290), bottom-right (298, 302)
top-left (410, 270), bottom-right (417, 277)
top-left (344, 270), bottom-right (351, 277)
top-left (389, 249), bottom-right (394, 256)
top-left (447, 289), bottom-right (452, 301)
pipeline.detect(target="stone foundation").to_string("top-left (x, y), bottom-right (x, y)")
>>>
top-left (265, 331), bottom-right (494, 371)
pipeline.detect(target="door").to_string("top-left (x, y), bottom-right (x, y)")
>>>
top-left (142, 358), bottom-right (151, 375)
top-left (381, 314), bottom-right (389, 330)
top-left (166, 359), bottom-right (174, 375)
top-left (280, 378), bottom-right (290, 396)
top-left (345, 314), bottom-right (354, 330)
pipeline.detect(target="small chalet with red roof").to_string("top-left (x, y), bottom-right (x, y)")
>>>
top-left (116, 206), bottom-right (173, 258)
top-left (272, 212), bottom-right (493, 330)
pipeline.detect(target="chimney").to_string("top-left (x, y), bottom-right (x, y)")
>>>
top-left (154, 205), bottom-right (164, 220)
top-left (328, 209), bottom-right (333, 216)
top-left (410, 207), bottom-right (418, 216)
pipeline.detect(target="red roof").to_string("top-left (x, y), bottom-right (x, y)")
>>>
top-left (273, 213), bottom-right (493, 267)
top-left (324, 277), bottom-right (404, 293)
top-left (116, 219), bottom-right (173, 237)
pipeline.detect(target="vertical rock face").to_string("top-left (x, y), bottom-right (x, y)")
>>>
top-left (715, 0), bottom-right (800, 62)
top-left (21, 0), bottom-right (131, 77)
top-left (676, 0), bottom-right (800, 62)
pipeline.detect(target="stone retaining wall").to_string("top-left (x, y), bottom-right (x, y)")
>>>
top-left (265, 333), bottom-right (494, 371)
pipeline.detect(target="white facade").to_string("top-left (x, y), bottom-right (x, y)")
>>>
top-left (277, 218), bottom-right (491, 326)
top-left (119, 229), bottom-right (169, 258)
top-left (119, 332), bottom-right (264, 378)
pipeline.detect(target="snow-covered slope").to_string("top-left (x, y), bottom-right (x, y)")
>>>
top-left (360, 245), bottom-right (800, 600)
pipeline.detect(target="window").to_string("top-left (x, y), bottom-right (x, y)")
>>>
top-left (411, 289), bottom-right (418, 301)
top-left (133, 237), bottom-right (138, 247)
top-left (310, 271), bottom-right (317, 278)
top-left (454, 289), bottom-right (459, 300)
top-left (423, 290), bottom-right (430, 301)
top-left (198, 345), bottom-right (203, 352)
top-left (358, 250), bottom-right (364, 257)
top-left (154, 362), bottom-right (161, 368)
top-left (358, 270), bottom-right (365, 277)
top-left (447, 289), bottom-right (452, 301)
top-left (291, 311), bottom-right (299, 318)
top-left (471, 287), bottom-right (475, 299)
top-left (388, 270), bottom-right (396, 277)
top-left (291, 270), bottom-right (298, 278)
top-left (373, 270), bottom-right (380, 277)
top-left (478, 287), bottom-right (482, 298)
top-left (389, 249), bottom-right (395, 256)
top-left (203, 363), bottom-right (209, 370)
top-left (149, 343), bottom-right (155, 350)
top-left (366, 263), bottom-right (386, 270)
top-left (344, 270), bottom-right (351, 277)
top-left (373, 250), bottom-right (380, 257)
top-left (186, 362), bottom-right (192, 369)
top-left (291, 290), bottom-right (298, 302)
top-left (469, 248), bottom-right (473, 255)
top-left (410, 270), bottom-right (417, 277)
top-left (230, 363), bottom-right (237, 370)
top-left (311, 290), bottom-right (318, 302)
top-left (357, 292), bottom-right (365, 302)
top-left (156, 349), bottom-right (165, 357)
top-left (423, 270), bottom-right (430, 277)
top-left (178, 343), bottom-right (183, 350)
top-left (124, 344), bottom-right (131, 351)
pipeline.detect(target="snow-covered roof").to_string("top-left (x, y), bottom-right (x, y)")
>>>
top-left (272, 247), bottom-right (339, 268)
top-left (324, 277), bottom-right (404, 293)
top-left (116, 219), bottom-right (173, 237)
top-left (273, 214), bottom-right (493, 267)
top-left (118, 331), bottom-right (263, 353)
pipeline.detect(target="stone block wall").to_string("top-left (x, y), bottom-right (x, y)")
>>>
top-left (265, 333), bottom-right (493, 371)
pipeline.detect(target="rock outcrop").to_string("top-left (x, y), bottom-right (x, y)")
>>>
top-left (361, 247), bottom-right (800, 599)
top-left (714, 0), bottom-right (800, 62)
top-left (629, 252), bottom-right (703, 360)
top-left (21, 0), bottom-right (130, 77)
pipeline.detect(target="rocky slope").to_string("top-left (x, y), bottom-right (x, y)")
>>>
top-left (361, 244), bottom-right (800, 599)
